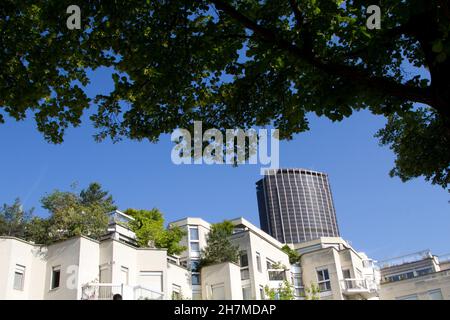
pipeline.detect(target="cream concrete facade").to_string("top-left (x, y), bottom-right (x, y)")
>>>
top-left (229, 217), bottom-right (291, 300)
top-left (292, 237), bottom-right (380, 300)
top-left (171, 217), bottom-right (292, 300)
top-left (1, 213), bottom-right (385, 300)
top-left (201, 262), bottom-right (243, 300)
top-left (379, 250), bottom-right (450, 300)
top-left (0, 235), bottom-right (190, 300)
top-left (380, 270), bottom-right (450, 300)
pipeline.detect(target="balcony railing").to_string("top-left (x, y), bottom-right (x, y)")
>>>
top-left (341, 278), bottom-right (368, 292)
top-left (81, 283), bottom-right (163, 300)
top-left (81, 283), bottom-right (123, 300)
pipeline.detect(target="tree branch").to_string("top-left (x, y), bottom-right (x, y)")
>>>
top-left (210, 0), bottom-right (434, 107)
top-left (288, 0), bottom-right (303, 30)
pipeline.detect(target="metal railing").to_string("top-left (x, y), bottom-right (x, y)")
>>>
top-left (81, 283), bottom-right (164, 300)
top-left (134, 285), bottom-right (164, 300)
top-left (81, 283), bottom-right (123, 300)
top-left (341, 278), bottom-right (368, 291)
top-left (377, 250), bottom-right (433, 269)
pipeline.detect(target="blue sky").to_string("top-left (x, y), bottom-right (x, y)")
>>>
top-left (0, 67), bottom-right (448, 262)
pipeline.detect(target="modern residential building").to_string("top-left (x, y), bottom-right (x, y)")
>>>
top-left (0, 210), bottom-right (191, 300)
top-left (256, 168), bottom-right (340, 244)
top-left (0, 210), bottom-right (382, 300)
top-left (290, 237), bottom-right (380, 300)
top-left (379, 250), bottom-right (450, 300)
top-left (171, 217), bottom-right (292, 300)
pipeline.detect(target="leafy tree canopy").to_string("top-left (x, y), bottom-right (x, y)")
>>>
top-left (264, 280), bottom-right (295, 300)
top-left (39, 182), bottom-right (116, 243)
top-left (200, 220), bottom-right (240, 267)
top-left (0, 198), bottom-right (33, 238)
top-left (1, 1), bottom-right (449, 188)
top-left (281, 244), bottom-right (301, 264)
top-left (124, 208), bottom-right (186, 255)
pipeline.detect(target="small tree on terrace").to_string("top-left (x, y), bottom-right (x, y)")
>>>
top-left (199, 220), bottom-right (239, 267)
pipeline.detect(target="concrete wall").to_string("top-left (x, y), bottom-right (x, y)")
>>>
top-left (380, 270), bottom-right (450, 300)
top-left (300, 247), bottom-right (344, 300)
top-left (0, 236), bottom-right (185, 300)
top-left (43, 237), bottom-right (82, 300)
top-left (230, 230), bottom-right (291, 300)
top-left (167, 263), bottom-right (192, 299)
top-left (0, 237), bottom-right (46, 299)
top-left (201, 262), bottom-right (243, 300)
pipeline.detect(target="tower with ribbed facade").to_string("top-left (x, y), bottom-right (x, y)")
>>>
top-left (256, 168), bottom-right (340, 244)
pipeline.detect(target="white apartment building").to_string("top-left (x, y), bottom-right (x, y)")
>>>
top-left (291, 237), bottom-right (380, 300)
top-left (0, 210), bottom-right (381, 300)
top-left (170, 217), bottom-right (292, 300)
top-left (0, 211), bottom-right (191, 300)
top-left (379, 250), bottom-right (450, 300)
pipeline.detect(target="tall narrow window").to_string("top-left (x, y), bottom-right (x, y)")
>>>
top-left (189, 227), bottom-right (199, 241)
top-left (120, 266), bottom-right (129, 285)
top-left (189, 226), bottom-right (201, 257)
top-left (51, 266), bottom-right (61, 290)
top-left (190, 242), bottom-right (200, 252)
top-left (242, 286), bottom-right (251, 300)
top-left (240, 251), bottom-right (250, 280)
top-left (256, 252), bottom-right (262, 273)
top-left (13, 265), bottom-right (25, 291)
top-left (259, 286), bottom-right (265, 300)
top-left (316, 268), bottom-right (331, 292)
top-left (172, 284), bottom-right (182, 300)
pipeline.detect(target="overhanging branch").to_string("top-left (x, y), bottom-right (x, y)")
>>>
top-left (209, 0), bottom-right (434, 107)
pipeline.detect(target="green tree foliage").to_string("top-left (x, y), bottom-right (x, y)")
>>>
top-left (1, 1), bottom-right (449, 188)
top-left (303, 282), bottom-right (321, 300)
top-left (124, 208), bottom-right (186, 255)
top-left (281, 245), bottom-right (301, 264)
top-left (39, 182), bottom-right (116, 242)
top-left (264, 280), bottom-right (295, 300)
top-left (200, 220), bottom-right (239, 267)
top-left (0, 198), bottom-right (33, 238)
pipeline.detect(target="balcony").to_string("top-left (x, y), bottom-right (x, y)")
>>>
top-left (81, 283), bottom-right (164, 300)
top-left (340, 278), bottom-right (378, 299)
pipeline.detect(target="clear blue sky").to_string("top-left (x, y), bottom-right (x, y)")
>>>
top-left (0, 67), bottom-right (448, 262)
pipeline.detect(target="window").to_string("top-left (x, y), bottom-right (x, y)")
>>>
top-left (191, 260), bottom-right (200, 272)
top-left (192, 273), bottom-right (201, 285)
top-left (428, 289), bottom-right (443, 300)
top-left (317, 268), bottom-right (331, 292)
top-left (268, 270), bottom-right (285, 281)
top-left (189, 227), bottom-right (199, 241)
top-left (13, 265), bottom-right (25, 291)
top-left (240, 251), bottom-right (249, 267)
top-left (172, 284), bottom-right (182, 300)
top-left (190, 242), bottom-right (200, 252)
top-left (51, 266), bottom-right (61, 290)
top-left (416, 268), bottom-right (433, 277)
top-left (240, 251), bottom-right (250, 280)
top-left (242, 286), bottom-right (251, 300)
top-left (342, 269), bottom-right (351, 279)
top-left (342, 269), bottom-right (353, 289)
top-left (256, 252), bottom-right (262, 273)
top-left (120, 266), bottom-right (129, 285)
top-left (211, 284), bottom-right (225, 300)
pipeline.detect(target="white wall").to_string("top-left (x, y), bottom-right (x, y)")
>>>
top-left (201, 262), bottom-right (243, 300)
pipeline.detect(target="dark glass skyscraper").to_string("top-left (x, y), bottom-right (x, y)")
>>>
top-left (256, 168), bottom-right (340, 244)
